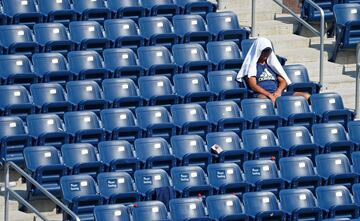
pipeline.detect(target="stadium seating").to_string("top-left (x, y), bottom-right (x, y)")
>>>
top-left (94, 204), bottom-right (131, 221)
top-left (37, 0), bottom-right (78, 25)
top-left (0, 85), bottom-right (36, 118)
top-left (283, 64), bottom-right (321, 94)
top-left (2, 0), bottom-right (44, 26)
top-left (107, 0), bottom-right (146, 21)
top-left (206, 194), bottom-right (249, 221)
top-left (134, 168), bottom-right (172, 199)
top-left (348, 121), bottom-right (360, 148)
top-left (72, 0), bottom-right (111, 23)
top-left (132, 201), bottom-right (170, 221)
top-left (174, 0), bottom-right (216, 17)
top-left (169, 197), bottom-right (214, 221)
top-left (301, 0), bottom-right (336, 23)
top-left (140, 0), bottom-right (180, 20)
top-left (207, 41), bottom-right (243, 71)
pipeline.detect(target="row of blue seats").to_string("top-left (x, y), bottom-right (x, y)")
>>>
top-left (0, 13), bottom-right (248, 56)
top-left (0, 0), bottom-right (217, 26)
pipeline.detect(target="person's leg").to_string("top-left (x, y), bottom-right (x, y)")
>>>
top-left (294, 91), bottom-right (311, 100)
top-left (257, 94), bottom-right (268, 99)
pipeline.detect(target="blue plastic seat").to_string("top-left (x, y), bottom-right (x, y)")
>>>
top-left (172, 43), bottom-right (212, 75)
top-left (312, 123), bottom-right (355, 158)
top-left (72, 0), bottom-right (111, 23)
top-left (277, 126), bottom-right (319, 162)
top-left (140, 0), bottom-right (180, 20)
top-left (134, 169), bottom-right (172, 199)
top-left (33, 23), bottom-right (77, 54)
top-left (242, 191), bottom-right (287, 220)
top-left (24, 146), bottom-right (67, 199)
top-left (104, 19), bottom-right (145, 50)
top-left (60, 175), bottom-right (105, 221)
top-left (206, 101), bottom-right (247, 135)
top-left (2, 0), bottom-right (44, 27)
top-left (98, 140), bottom-right (140, 176)
top-left (206, 194), bottom-right (249, 221)
top-left (0, 25), bottom-right (40, 56)
top-left (170, 103), bottom-right (212, 138)
top-left (67, 50), bottom-right (110, 81)
top-left (316, 153), bottom-right (358, 189)
top-left (348, 121), bottom-right (360, 148)
top-left (173, 73), bottom-right (216, 107)
top-left (137, 46), bottom-right (179, 79)
top-left (0, 55), bottom-right (39, 87)
top-left (94, 204), bottom-right (131, 221)
top-left (0, 85), bottom-right (36, 118)
top-left (61, 143), bottom-right (104, 178)
top-left (316, 185), bottom-right (359, 219)
top-left (100, 108), bottom-right (143, 142)
top-left (310, 92), bottom-right (355, 127)
top-left (170, 197), bottom-right (214, 221)
top-left (352, 183), bottom-right (360, 205)
top-left (132, 201), bottom-right (171, 221)
top-left (279, 188), bottom-right (323, 220)
top-left (171, 165), bottom-right (213, 197)
top-left (139, 16), bottom-right (179, 49)
top-left (103, 48), bottom-right (145, 81)
top-left (63, 111), bottom-right (106, 145)
top-left (242, 129), bottom-right (283, 163)
top-left (102, 78), bottom-right (145, 109)
top-left (284, 64), bottom-right (321, 94)
top-left (171, 134), bottom-right (212, 170)
top-left (207, 163), bottom-right (251, 195)
top-left (301, 0), bottom-right (336, 22)
top-left (279, 156), bottom-right (322, 192)
top-left (135, 106), bottom-right (176, 141)
top-left (206, 12), bottom-right (249, 46)
top-left (241, 98), bottom-right (283, 131)
top-left (32, 53), bottom-right (75, 84)
top-left (135, 137), bottom-right (176, 173)
top-left (243, 160), bottom-right (286, 194)
top-left (207, 41), bottom-right (244, 71)
top-left (69, 21), bottom-right (111, 53)
top-left (0, 116), bottom-right (31, 163)
top-left (206, 132), bottom-right (248, 165)
top-left (66, 80), bottom-right (109, 113)
top-left (37, 0), bottom-right (78, 25)
top-left (174, 0), bottom-right (216, 17)
top-left (107, 0), bottom-right (146, 21)
top-left (97, 172), bottom-right (141, 204)
top-left (173, 14), bottom-right (212, 47)
top-left (138, 76), bottom-right (181, 108)
top-left (27, 114), bottom-right (70, 148)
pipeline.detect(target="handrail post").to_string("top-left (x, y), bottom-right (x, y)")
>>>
top-left (251, 0), bottom-right (256, 37)
top-left (319, 4), bottom-right (325, 88)
top-left (4, 163), bottom-right (10, 221)
top-left (356, 43), bottom-right (360, 119)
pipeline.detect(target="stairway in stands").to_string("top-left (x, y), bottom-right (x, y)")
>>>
top-left (219, 0), bottom-right (357, 109)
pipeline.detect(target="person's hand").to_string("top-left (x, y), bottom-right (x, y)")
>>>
top-left (267, 94), bottom-right (276, 105)
top-left (273, 90), bottom-right (282, 98)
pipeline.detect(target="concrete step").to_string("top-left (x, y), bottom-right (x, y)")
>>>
top-left (266, 34), bottom-right (310, 50)
top-left (253, 20), bottom-right (295, 36)
top-left (237, 11), bottom-right (275, 25)
top-left (0, 211), bottom-right (35, 221)
top-left (276, 47), bottom-right (329, 63)
top-left (218, 0), bottom-right (283, 13)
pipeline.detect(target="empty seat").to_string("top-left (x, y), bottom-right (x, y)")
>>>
top-left (103, 48), bottom-right (145, 81)
top-left (66, 80), bottom-right (109, 113)
top-left (174, 0), bottom-right (216, 17)
top-left (207, 163), bottom-right (251, 195)
top-left (37, 0), bottom-right (78, 25)
top-left (170, 197), bottom-right (214, 221)
top-left (316, 185), bottom-right (359, 219)
top-left (100, 108), bottom-right (143, 142)
top-left (172, 43), bottom-right (212, 75)
top-left (107, 0), bottom-right (146, 21)
top-left (173, 14), bottom-right (212, 47)
top-left (135, 106), bottom-right (176, 141)
top-left (24, 146), bottom-right (67, 199)
top-left (0, 116), bottom-right (31, 163)
top-left (171, 134), bottom-right (212, 170)
top-left (206, 194), bottom-right (249, 221)
top-left (137, 46), bottom-right (179, 79)
top-left (0, 25), bottom-right (40, 56)
top-left (69, 21), bottom-right (111, 53)
top-left (348, 121), bottom-right (360, 147)
top-left (206, 101), bottom-right (247, 135)
top-left (60, 175), bottom-right (104, 221)
top-left (94, 204), bottom-right (131, 221)
top-left (171, 165), bottom-right (213, 197)
top-left (242, 191), bottom-right (287, 220)
top-left (104, 19), bottom-right (145, 50)
top-left (0, 85), bottom-right (36, 118)
top-left (310, 92), bottom-right (355, 127)
top-left (277, 126), bottom-right (319, 161)
top-left (171, 103), bottom-right (212, 138)
top-left (27, 114), bottom-right (69, 148)
top-left (2, 0), bottom-right (44, 26)
top-left (352, 183), bottom-right (360, 205)
top-left (140, 0), bottom-right (180, 20)
top-left (102, 78), bottom-right (145, 109)
top-left (97, 172), bottom-right (141, 204)
top-left (61, 143), bottom-right (104, 178)
top-left (33, 23), bottom-right (77, 54)
top-left (134, 169), bottom-right (172, 198)
top-left (67, 50), bottom-right (111, 81)
top-left (173, 73), bottom-right (216, 107)
top-left (72, 0), bottom-right (111, 23)
top-left (301, 0), bottom-right (335, 23)
top-left (98, 140), bottom-right (140, 176)
top-left (132, 201), bottom-right (170, 221)
top-left (134, 137), bottom-right (176, 173)
top-left (279, 156), bottom-right (322, 192)
top-left (32, 53), bottom-right (75, 84)
top-left (63, 111), bottom-right (106, 145)
top-left (284, 64), bottom-right (321, 94)
top-left (207, 41), bottom-right (243, 71)
top-left (139, 16), bottom-right (179, 49)
top-left (312, 123), bottom-right (355, 158)
top-left (206, 12), bottom-right (249, 46)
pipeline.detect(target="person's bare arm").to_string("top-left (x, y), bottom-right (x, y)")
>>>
top-left (247, 76), bottom-right (272, 97)
top-left (273, 75), bottom-right (287, 98)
